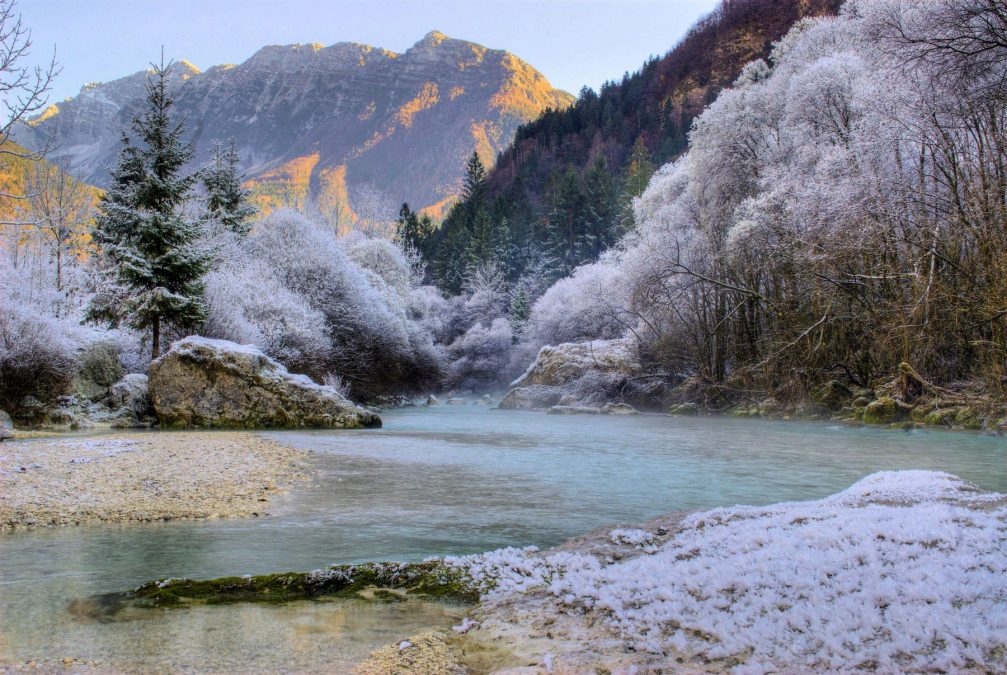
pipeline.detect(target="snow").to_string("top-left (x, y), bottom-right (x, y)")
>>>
top-left (450, 471), bottom-right (1007, 672)
top-left (609, 528), bottom-right (655, 547)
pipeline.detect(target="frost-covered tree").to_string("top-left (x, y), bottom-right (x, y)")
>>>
top-left (88, 61), bottom-right (211, 360)
top-left (203, 139), bottom-right (255, 236)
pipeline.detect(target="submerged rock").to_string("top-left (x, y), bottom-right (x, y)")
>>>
top-left (547, 405), bottom-right (602, 415)
top-left (498, 385), bottom-right (564, 411)
top-left (148, 337), bottom-right (380, 429)
top-left (602, 402), bottom-right (641, 415)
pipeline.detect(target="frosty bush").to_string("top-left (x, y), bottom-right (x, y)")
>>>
top-left (204, 210), bottom-right (443, 397)
top-left (446, 317), bottom-right (514, 391)
top-left (0, 301), bottom-right (78, 419)
top-left (524, 259), bottom-right (630, 351)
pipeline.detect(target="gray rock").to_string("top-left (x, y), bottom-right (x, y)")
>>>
top-left (473, 394), bottom-right (495, 406)
top-left (447, 397), bottom-right (467, 406)
top-left (510, 338), bottom-right (641, 390)
top-left (425, 395), bottom-right (440, 407)
top-left (148, 336), bottom-right (381, 429)
top-left (72, 342), bottom-right (124, 402)
top-left (110, 374), bottom-right (153, 418)
top-left (0, 409), bottom-right (11, 441)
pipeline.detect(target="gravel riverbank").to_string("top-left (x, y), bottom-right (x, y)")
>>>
top-left (0, 432), bottom-right (308, 530)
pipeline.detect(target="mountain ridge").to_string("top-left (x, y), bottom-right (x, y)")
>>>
top-left (16, 32), bottom-right (573, 225)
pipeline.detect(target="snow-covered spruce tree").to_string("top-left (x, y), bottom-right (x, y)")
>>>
top-left (203, 139), bottom-right (256, 236)
top-left (87, 61), bottom-right (210, 360)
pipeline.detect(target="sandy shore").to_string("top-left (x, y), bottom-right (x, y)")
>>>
top-left (0, 432), bottom-right (308, 530)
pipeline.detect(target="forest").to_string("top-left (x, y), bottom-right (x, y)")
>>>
top-left (3, 0), bottom-right (1007, 423)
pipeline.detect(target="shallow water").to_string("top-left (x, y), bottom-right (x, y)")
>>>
top-left (2, 407), bottom-right (1006, 670)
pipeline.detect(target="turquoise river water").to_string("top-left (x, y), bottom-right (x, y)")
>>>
top-left (2, 406), bottom-right (1006, 671)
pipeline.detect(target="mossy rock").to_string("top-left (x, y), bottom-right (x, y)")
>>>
top-left (955, 407), bottom-right (982, 430)
top-left (923, 408), bottom-right (958, 427)
top-left (669, 402), bottom-right (698, 416)
top-left (851, 396), bottom-right (872, 409)
top-left (77, 561), bottom-right (479, 619)
top-left (863, 397), bottom-right (899, 424)
top-left (813, 380), bottom-right (853, 411)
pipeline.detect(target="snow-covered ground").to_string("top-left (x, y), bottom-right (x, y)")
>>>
top-left (450, 471), bottom-right (1007, 673)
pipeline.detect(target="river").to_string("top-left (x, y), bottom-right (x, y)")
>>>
top-left (2, 406), bottom-right (1005, 670)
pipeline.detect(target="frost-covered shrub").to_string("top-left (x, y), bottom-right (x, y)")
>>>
top-left (446, 317), bottom-right (514, 392)
top-left (206, 210), bottom-right (443, 396)
top-left (203, 260), bottom-right (331, 378)
top-left (0, 301), bottom-right (78, 419)
top-left (524, 259), bottom-right (630, 351)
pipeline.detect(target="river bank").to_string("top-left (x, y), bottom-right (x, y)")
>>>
top-left (0, 432), bottom-right (308, 530)
top-left (79, 470), bottom-right (1007, 673)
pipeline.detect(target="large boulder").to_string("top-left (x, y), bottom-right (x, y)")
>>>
top-left (501, 338), bottom-right (666, 411)
top-left (511, 338), bottom-right (641, 389)
top-left (148, 337), bottom-right (381, 429)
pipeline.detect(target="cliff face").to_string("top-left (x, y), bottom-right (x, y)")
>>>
top-left (16, 32), bottom-right (573, 222)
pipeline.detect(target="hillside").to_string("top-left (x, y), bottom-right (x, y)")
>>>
top-left (417, 0), bottom-right (843, 292)
top-left (15, 32), bottom-right (573, 225)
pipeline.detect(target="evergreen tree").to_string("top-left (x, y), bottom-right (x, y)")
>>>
top-left (619, 136), bottom-right (655, 232)
top-left (88, 61), bottom-right (211, 360)
top-left (580, 155), bottom-right (617, 261)
top-left (461, 151), bottom-right (488, 205)
top-left (204, 139), bottom-right (256, 236)
top-left (508, 282), bottom-right (531, 339)
top-left (543, 168), bottom-right (587, 279)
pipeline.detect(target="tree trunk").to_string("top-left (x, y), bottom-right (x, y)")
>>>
top-left (151, 315), bottom-right (161, 360)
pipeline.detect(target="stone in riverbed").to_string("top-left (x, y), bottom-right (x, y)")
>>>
top-left (447, 397), bottom-right (467, 406)
top-left (148, 337), bottom-right (380, 429)
top-left (547, 405), bottom-right (602, 415)
top-left (602, 402), bottom-right (641, 415)
top-left (498, 385), bottom-right (564, 411)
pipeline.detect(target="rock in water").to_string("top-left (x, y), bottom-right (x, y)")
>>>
top-left (148, 337), bottom-right (380, 429)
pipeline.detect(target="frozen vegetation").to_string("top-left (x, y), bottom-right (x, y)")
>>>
top-left (449, 471), bottom-right (1007, 672)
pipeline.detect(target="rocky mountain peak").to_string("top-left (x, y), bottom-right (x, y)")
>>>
top-left (15, 32), bottom-right (574, 223)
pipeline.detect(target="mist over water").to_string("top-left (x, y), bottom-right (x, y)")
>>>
top-left (2, 407), bottom-right (1005, 669)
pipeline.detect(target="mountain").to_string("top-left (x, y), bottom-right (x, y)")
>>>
top-left (15, 32), bottom-right (573, 224)
top-left (418, 0), bottom-right (844, 292)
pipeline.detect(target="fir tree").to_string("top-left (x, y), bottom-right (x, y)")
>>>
top-left (619, 136), bottom-right (655, 232)
top-left (580, 155), bottom-right (617, 261)
top-left (508, 282), bottom-right (531, 339)
top-left (543, 167), bottom-right (587, 278)
top-left (204, 139), bottom-right (255, 236)
top-left (88, 61), bottom-right (211, 360)
top-left (461, 151), bottom-right (488, 205)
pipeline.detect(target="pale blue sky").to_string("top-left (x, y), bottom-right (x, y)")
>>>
top-left (19, 0), bottom-right (719, 104)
